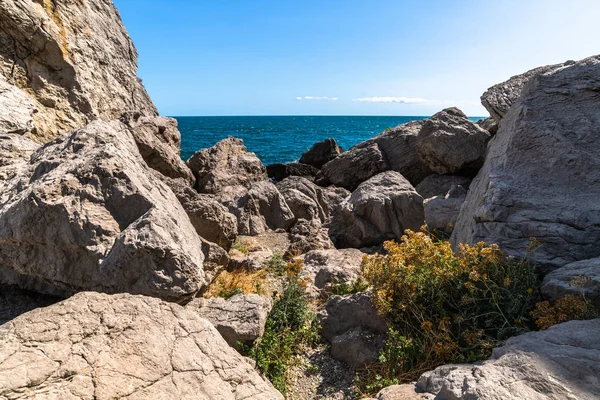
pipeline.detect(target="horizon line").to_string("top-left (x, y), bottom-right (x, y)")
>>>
top-left (168, 114), bottom-right (489, 119)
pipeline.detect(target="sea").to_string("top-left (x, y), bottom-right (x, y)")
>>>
top-left (175, 116), bottom-right (484, 165)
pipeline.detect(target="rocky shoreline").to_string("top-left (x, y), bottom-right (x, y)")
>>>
top-left (1, 1), bottom-right (599, 399)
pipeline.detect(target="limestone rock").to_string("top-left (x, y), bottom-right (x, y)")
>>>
top-left (187, 294), bottom-right (273, 348)
top-left (329, 171), bottom-right (425, 248)
top-left (0, 120), bottom-right (205, 302)
top-left (220, 182), bottom-right (295, 236)
top-left (200, 237), bottom-right (229, 284)
top-left (376, 384), bottom-right (433, 400)
top-left (331, 326), bottom-right (384, 368)
top-left (266, 162), bottom-right (319, 181)
top-left (0, 291), bottom-right (283, 399)
top-left (187, 137), bottom-right (268, 194)
top-left (0, 284), bottom-right (59, 325)
top-left (424, 184), bottom-right (469, 234)
top-left (122, 113), bottom-right (195, 184)
top-left (300, 248), bottom-right (365, 296)
top-left (416, 108), bottom-right (491, 175)
top-left (0, 0), bottom-right (157, 141)
top-left (477, 117), bottom-right (499, 136)
top-left (161, 175), bottom-right (238, 249)
top-left (417, 319), bottom-right (600, 400)
top-left (228, 246), bottom-right (273, 272)
top-left (287, 218), bottom-right (334, 256)
top-left (541, 257), bottom-right (600, 309)
top-left (481, 61), bottom-right (574, 122)
top-left (277, 176), bottom-right (350, 224)
top-left (319, 121), bottom-right (429, 190)
top-left (0, 74), bottom-right (35, 135)
top-left (452, 55), bottom-right (600, 273)
top-left (300, 138), bottom-right (344, 168)
top-left (0, 133), bottom-right (39, 184)
top-left (415, 174), bottom-right (472, 199)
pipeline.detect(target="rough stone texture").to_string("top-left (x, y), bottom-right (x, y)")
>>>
top-left (219, 182), bottom-right (295, 236)
top-left (300, 248), bottom-right (365, 296)
top-left (122, 113), bottom-right (194, 185)
top-left (541, 257), bottom-right (600, 309)
top-left (416, 108), bottom-right (491, 175)
top-left (0, 291), bottom-right (283, 399)
top-left (477, 117), bottom-right (499, 136)
top-left (376, 384), bottom-right (433, 400)
top-left (0, 0), bottom-right (157, 141)
top-left (452, 56), bottom-right (600, 273)
top-left (481, 61), bottom-right (574, 122)
top-left (0, 133), bottom-right (39, 182)
top-left (187, 294), bottom-right (273, 348)
top-left (0, 284), bottom-right (60, 325)
top-left (320, 121), bottom-right (429, 190)
top-left (0, 74), bottom-right (35, 135)
top-left (320, 142), bottom-right (387, 191)
top-left (320, 292), bottom-right (388, 369)
top-left (424, 185), bottom-right (469, 233)
top-left (187, 137), bottom-right (268, 194)
top-left (228, 247), bottom-right (273, 272)
top-left (417, 319), bottom-right (600, 400)
top-left (161, 175), bottom-right (238, 249)
top-left (415, 174), bottom-right (472, 199)
top-left (200, 237), bottom-right (229, 284)
top-left (266, 162), bottom-right (319, 182)
top-left (277, 176), bottom-right (350, 224)
top-left (329, 171), bottom-right (425, 248)
top-left (0, 120), bottom-right (205, 302)
top-left (300, 138), bottom-right (344, 168)
top-left (287, 218), bottom-right (334, 256)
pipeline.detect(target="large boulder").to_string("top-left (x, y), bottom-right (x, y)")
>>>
top-left (319, 121), bottom-right (429, 190)
top-left (329, 171), bottom-right (425, 248)
top-left (423, 184), bottom-right (470, 234)
top-left (300, 248), bottom-right (365, 296)
top-left (276, 176), bottom-right (350, 224)
top-left (416, 107), bottom-right (491, 175)
top-left (0, 291), bottom-right (283, 399)
top-left (541, 257), bottom-right (600, 309)
top-left (417, 319), bottom-right (600, 400)
top-left (187, 137), bottom-right (268, 194)
top-left (286, 218), bottom-right (334, 256)
top-left (452, 55), bottom-right (600, 273)
top-left (161, 175), bottom-right (238, 249)
top-left (266, 162), bottom-right (318, 182)
top-left (0, 120), bottom-right (205, 302)
top-left (121, 113), bottom-right (195, 184)
top-left (299, 137), bottom-right (344, 168)
top-left (415, 174), bottom-right (472, 199)
top-left (0, 0), bottom-right (156, 141)
top-left (187, 294), bottom-right (273, 348)
top-left (219, 182), bottom-right (295, 236)
top-left (481, 60), bottom-right (574, 122)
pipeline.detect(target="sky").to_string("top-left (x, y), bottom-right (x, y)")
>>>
top-left (113, 0), bottom-right (600, 117)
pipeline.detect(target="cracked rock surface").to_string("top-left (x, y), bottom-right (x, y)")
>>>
top-left (0, 291), bottom-right (283, 399)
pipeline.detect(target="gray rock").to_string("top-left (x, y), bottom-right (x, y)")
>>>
top-left (331, 326), bottom-right (384, 368)
top-left (200, 237), bottom-right (229, 284)
top-left (477, 117), bottom-right (499, 136)
top-left (415, 174), bottom-right (472, 199)
top-left (122, 113), bottom-right (195, 185)
top-left (161, 175), bottom-right (238, 249)
top-left (376, 384), bottom-right (433, 400)
top-left (300, 138), bottom-right (344, 168)
top-left (0, 291), bottom-right (283, 399)
top-left (329, 171), bottom-right (425, 248)
top-left (424, 184), bottom-right (469, 234)
top-left (0, 120), bottom-right (205, 302)
top-left (481, 61), bottom-right (574, 122)
top-left (228, 246), bottom-right (273, 272)
top-left (417, 319), bottom-right (600, 400)
top-left (0, 74), bottom-right (35, 135)
top-left (266, 162), bottom-right (319, 181)
top-left (220, 182), bottom-right (295, 236)
top-left (320, 142), bottom-right (387, 191)
top-left (277, 176), bottom-right (350, 224)
top-left (300, 248), bottom-right (365, 296)
top-left (416, 107), bottom-right (491, 175)
top-left (187, 294), bottom-right (273, 348)
top-left (0, 133), bottom-right (39, 183)
top-left (0, 0), bottom-right (157, 141)
top-left (541, 257), bottom-right (600, 309)
top-left (287, 218), bottom-right (334, 256)
top-left (452, 55), bottom-right (600, 273)
top-left (187, 137), bottom-right (268, 194)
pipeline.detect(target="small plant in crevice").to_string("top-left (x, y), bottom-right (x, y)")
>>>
top-left (265, 253), bottom-right (287, 276)
top-left (354, 229), bottom-right (540, 396)
top-left (203, 268), bottom-right (272, 298)
top-left (241, 257), bottom-right (320, 394)
top-left (329, 277), bottom-right (370, 296)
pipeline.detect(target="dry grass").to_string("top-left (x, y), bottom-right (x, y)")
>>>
top-left (203, 268), bottom-right (274, 298)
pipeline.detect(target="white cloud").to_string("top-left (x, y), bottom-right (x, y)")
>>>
top-left (296, 96), bottom-right (338, 101)
top-left (352, 96), bottom-right (427, 104)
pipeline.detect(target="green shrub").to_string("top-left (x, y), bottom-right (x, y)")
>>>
top-left (329, 277), bottom-right (370, 296)
top-left (356, 230), bottom-right (539, 394)
top-left (265, 253), bottom-right (287, 276)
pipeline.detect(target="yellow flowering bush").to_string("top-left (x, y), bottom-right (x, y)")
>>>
top-left (532, 294), bottom-right (598, 330)
top-left (359, 230), bottom-right (538, 388)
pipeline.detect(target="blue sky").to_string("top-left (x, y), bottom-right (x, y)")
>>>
top-left (113, 0), bottom-right (600, 117)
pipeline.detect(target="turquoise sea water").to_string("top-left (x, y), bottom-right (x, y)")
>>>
top-left (175, 116), bottom-right (484, 165)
